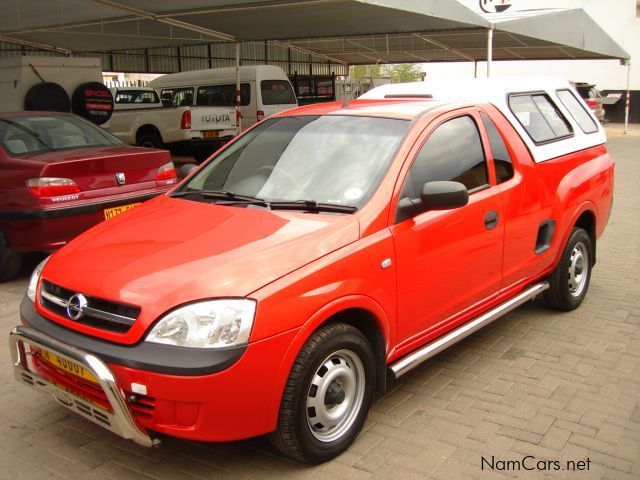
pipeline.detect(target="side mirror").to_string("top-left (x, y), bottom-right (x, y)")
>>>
top-left (420, 181), bottom-right (469, 210)
top-left (178, 163), bottom-right (198, 178)
top-left (396, 181), bottom-right (468, 222)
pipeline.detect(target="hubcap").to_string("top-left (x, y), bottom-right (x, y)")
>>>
top-left (306, 349), bottom-right (365, 443)
top-left (568, 241), bottom-right (589, 298)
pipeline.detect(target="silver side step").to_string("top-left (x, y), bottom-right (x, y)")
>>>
top-left (389, 282), bottom-right (549, 379)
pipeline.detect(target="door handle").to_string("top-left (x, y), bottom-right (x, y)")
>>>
top-left (484, 210), bottom-right (499, 230)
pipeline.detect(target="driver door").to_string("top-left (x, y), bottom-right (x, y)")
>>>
top-left (391, 111), bottom-right (504, 350)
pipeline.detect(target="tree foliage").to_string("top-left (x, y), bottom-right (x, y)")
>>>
top-left (350, 63), bottom-right (424, 83)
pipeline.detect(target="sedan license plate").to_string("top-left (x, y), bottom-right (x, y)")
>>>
top-left (203, 130), bottom-right (219, 139)
top-left (39, 349), bottom-right (98, 384)
top-left (104, 203), bottom-right (141, 220)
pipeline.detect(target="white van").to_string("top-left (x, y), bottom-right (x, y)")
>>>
top-left (149, 65), bottom-right (298, 129)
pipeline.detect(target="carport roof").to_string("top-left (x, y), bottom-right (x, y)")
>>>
top-left (0, 1), bottom-right (630, 63)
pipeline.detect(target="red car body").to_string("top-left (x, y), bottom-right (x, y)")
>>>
top-left (0, 111), bottom-right (177, 277)
top-left (10, 92), bottom-right (614, 458)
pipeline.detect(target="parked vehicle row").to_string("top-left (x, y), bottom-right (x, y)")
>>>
top-left (0, 111), bottom-right (177, 281)
top-left (8, 77), bottom-right (613, 464)
top-left (104, 65), bottom-right (298, 159)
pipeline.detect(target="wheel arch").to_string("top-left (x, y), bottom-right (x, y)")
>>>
top-left (135, 124), bottom-right (163, 144)
top-left (266, 295), bottom-right (391, 432)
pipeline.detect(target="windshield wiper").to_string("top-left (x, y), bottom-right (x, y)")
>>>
top-left (170, 189), bottom-right (266, 204)
top-left (268, 200), bottom-right (358, 214)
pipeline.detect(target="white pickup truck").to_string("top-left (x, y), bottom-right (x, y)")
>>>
top-left (104, 86), bottom-right (236, 155)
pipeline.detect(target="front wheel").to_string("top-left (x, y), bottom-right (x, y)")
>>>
top-left (544, 227), bottom-right (592, 310)
top-left (269, 323), bottom-right (375, 463)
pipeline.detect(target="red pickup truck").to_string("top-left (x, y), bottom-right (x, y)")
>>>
top-left (9, 77), bottom-right (613, 464)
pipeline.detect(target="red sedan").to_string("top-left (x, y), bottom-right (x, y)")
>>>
top-left (0, 111), bottom-right (177, 281)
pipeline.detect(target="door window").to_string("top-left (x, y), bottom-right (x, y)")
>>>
top-left (399, 115), bottom-right (488, 208)
top-left (260, 80), bottom-right (297, 105)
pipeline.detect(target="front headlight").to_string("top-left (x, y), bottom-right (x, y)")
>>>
top-left (27, 256), bottom-right (50, 302)
top-left (146, 299), bottom-right (256, 348)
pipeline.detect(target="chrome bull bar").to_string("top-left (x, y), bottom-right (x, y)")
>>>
top-left (9, 325), bottom-right (158, 447)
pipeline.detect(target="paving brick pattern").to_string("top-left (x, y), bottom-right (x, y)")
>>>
top-left (1, 135), bottom-right (638, 479)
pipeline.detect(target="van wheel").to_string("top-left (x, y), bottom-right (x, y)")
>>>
top-left (137, 132), bottom-right (163, 149)
top-left (0, 232), bottom-right (22, 282)
top-left (544, 227), bottom-right (592, 311)
top-left (269, 323), bottom-right (375, 464)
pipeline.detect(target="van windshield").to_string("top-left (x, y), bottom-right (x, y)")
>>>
top-left (180, 115), bottom-right (409, 209)
top-left (261, 80), bottom-right (296, 105)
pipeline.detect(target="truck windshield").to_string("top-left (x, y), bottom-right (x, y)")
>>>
top-left (0, 114), bottom-right (123, 156)
top-left (181, 115), bottom-right (409, 209)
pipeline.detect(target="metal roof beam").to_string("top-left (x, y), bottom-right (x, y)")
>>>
top-left (268, 40), bottom-right (348, 65)
top-left (83, 0), bottom-right (237, 42)
top-left (412, 33), bottom-right (475, 61)
top-left (0, 35), bottom-right (72, 55)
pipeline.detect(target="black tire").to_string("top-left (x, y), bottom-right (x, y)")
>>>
top-left (269, 323), bottom-right (375, 464)
top-left (136, 132), bottom-right (163, 149)
top-left (544, 227), bottom-right (592, 311)
top-left (0, 232), bottom-right (22, 282)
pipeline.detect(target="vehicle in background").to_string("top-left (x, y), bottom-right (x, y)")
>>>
top-left (150, 65), bottom-right (298, 130)
top-left (104, 65), bottom-right (297, 161)
top-left (572, 82), bottom-right (605, 123)
top-left (10, 77), bottom-right (614, 463)
top-left (111, 87), bottom-right (162, 110)
top-left (0, 111), bottom-right (177, 281)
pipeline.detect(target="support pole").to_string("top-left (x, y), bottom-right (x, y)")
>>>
top-left (624, 60), bottom-right (631, 135)
top-left (235, 42), bottom-right (242, 136)
top-left (487, 26), bottom-right (494, 78)
top-left (474, 60), bottom-right (478, 79)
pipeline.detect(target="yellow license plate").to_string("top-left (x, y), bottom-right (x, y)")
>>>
top-left (104, 203), bottom-right (141, 220)
top-left (39, 349), bottom-right (98, 384)
top-left (203, 130), bottom-right (219, 139)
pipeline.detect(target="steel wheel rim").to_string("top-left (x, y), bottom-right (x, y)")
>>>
top-left (568, 241), bottom-right (589, 298)
top-left (306, 349), bottom-right (366, 443)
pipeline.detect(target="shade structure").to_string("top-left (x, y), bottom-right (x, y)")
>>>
top-left (0, 1), bottom-right (629, 64)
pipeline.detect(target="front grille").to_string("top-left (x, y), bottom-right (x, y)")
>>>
top-left (40, 280), bottom-right (140, 334)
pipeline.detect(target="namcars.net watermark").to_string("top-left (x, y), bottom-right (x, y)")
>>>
top-left (481, 455), bottom-right (591, 472)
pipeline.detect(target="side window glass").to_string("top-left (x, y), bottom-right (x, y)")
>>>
top-left (400, 115), bottom-right (488, 203)
top-left (161, 88), bottom-right (194, 108)
top-left (480, 112), bottom-right (514, 183)
top-left (509, 93), bottom-right (572, 143)
top-left (196, 84), bottom-right (251, 107)
top-left (556, 90), bottom-right (598, 134)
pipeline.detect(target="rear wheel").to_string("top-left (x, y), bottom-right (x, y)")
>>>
top-left (269, 323), bottom-right (375, 463)
top-left (544, 227), bottom-right (592, 310)
top-left (0, 232), bottom-right (22, 282)
top-left (136, 132), bottom-right (163, 149)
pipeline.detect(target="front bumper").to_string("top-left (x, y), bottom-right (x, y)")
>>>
top-left (13, 298), bottom-right (299, 444)
top-left (9, 325), bottom-right (157, 447)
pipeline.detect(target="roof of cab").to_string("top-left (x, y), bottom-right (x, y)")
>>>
top-left (272, 98), bottom-right (449, 121)
top-left (149, 65), bottom-right (289, 88)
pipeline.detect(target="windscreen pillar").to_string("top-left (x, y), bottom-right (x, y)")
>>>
top-left (235, 42), bottom-right (242, 135)
top-left (487, 26), bottom-right (494, 77)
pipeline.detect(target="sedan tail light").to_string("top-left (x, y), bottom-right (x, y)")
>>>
top-left (27, 178), bottom-right (81, 198)
top-left (586, 100), bottom-right (599, 108)
top-left (181, 110), bottom-right (191, 130)
top-left (155, 162), bottom-right (177, 183)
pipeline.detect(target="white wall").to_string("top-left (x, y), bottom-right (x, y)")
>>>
top-left (423, 0), bottom-right (637, 90)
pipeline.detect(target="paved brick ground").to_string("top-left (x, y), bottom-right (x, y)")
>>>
top-left (1, 135), bottom-right (638, 480)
